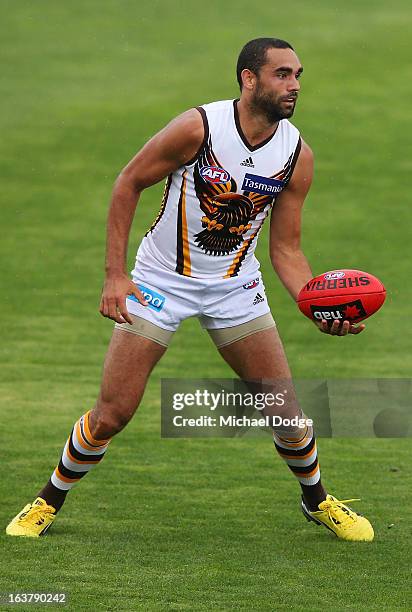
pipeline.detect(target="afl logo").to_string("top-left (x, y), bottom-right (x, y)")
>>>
top-left (200, 165), bottom-right (231, 184)
top-left (324, 271), bottom-right (345, 280)
top-left (243, 278), bottom-right (260, 290)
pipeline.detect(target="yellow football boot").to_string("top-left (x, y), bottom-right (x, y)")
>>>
top-left (6, 497), bottom-right (56, 537)
top-left (301, 494), bottom-right (374, 541)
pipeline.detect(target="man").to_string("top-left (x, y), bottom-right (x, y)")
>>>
top-left (6, 38), bottom-right (373, 541)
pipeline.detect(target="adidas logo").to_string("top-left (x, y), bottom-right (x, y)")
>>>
top-left (253, 292), bottom-right (265, 305)
top-left (240, 157), bottom-right (254, 167)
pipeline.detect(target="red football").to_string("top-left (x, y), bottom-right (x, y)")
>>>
top-left (297, 269), bottom-right (386, 324)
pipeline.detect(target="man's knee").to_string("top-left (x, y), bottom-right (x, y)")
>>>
top-left (89, 400), bottom-right (135, 439)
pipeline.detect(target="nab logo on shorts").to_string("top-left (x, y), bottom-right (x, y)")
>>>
top-left (200, 165), bottom-right (231, 184)
top-left (243, 278), bottom-right (260, 290)
top-left (128, 285), bottom-right (165, 312)
top-left (242, 173), bottom-right (285, 196)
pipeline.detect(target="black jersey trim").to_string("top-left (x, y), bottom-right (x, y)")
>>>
top-left (233, 99), bottom-right (278, 152)
top-left (175, 171), bottom-right (191, 276)
top-left (145, 174), bottom-right (172, 236)
top-left (284, 137), bottom-right (302, 185)
top-left (229, 231), bottom-right (259, 277)
top-left (185, 106), bottom-right (209, 166)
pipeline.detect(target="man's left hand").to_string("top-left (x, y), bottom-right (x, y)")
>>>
top-left (316, 319), bottom-right (365, 336)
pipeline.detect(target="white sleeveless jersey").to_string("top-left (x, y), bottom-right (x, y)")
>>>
top-left (135, 99), bottom-right (301, 279)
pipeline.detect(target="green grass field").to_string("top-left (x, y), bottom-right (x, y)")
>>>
top-left (1, 1), bottom-right (411, 610)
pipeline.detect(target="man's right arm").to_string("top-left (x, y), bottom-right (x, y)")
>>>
top-left (100, 108), bottom-right (205, 324)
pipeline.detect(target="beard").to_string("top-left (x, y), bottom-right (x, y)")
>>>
top-left (250, 82), bottom-right (297, 123)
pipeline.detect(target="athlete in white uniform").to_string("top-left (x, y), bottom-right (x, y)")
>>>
top-left (119, 99), bottom-right (301, 343)
top-left (7, 38), bottom-right (373, 541)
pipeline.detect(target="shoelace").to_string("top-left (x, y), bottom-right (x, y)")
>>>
top-left (321, 498), bottom-right (361, 528)
top-left (18, 504), bottom-right (55, 526)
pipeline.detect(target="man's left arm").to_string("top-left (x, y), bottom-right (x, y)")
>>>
top-left (269, 139), bottom-right (314, 300)
top-left (269, 139), bottom-right (365, 336)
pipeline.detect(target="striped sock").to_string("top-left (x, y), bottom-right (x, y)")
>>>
top-left (50, 411), bottom-right (111, 491)
top-left (273, 424), bottom-right (320, 487)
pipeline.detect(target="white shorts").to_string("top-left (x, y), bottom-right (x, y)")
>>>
top-left (123, 258), bottom-right (273, 334)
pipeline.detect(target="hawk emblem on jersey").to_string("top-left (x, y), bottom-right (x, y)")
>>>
top-left (193, 138), bottom-right (300, 257)
top-left (194, 139), bottom-right (254, 255)
top-left (196, 191), bottom-right (254, 255)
